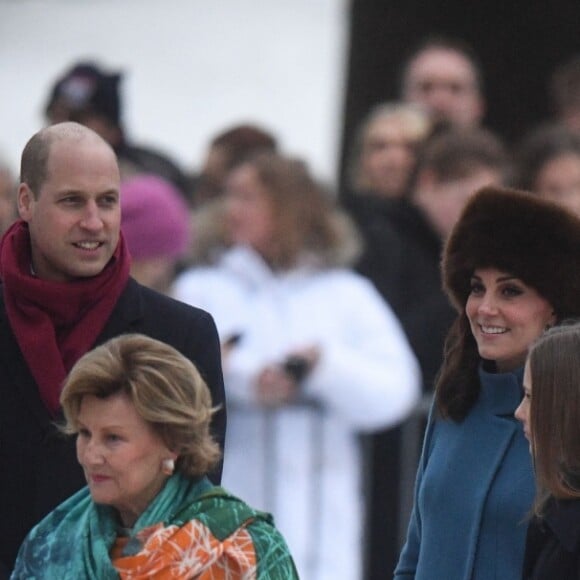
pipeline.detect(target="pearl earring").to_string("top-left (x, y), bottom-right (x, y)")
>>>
top-left (162, 458), bottom-right (175, 475)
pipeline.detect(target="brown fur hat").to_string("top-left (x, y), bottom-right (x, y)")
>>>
top-left (443, 185), bottom-right (580, 320)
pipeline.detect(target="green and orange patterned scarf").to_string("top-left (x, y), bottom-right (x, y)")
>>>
top-left (11, 474), bottom-right (297, 579)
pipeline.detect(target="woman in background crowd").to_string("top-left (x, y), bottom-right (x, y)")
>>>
top-left (346, 102), bottom-right (431, 201)
top-left (516, 123), bottom-right (580, 215)
top-left (120, 174), bottom-right (191, 294)
top-left (174, 151), bottom-right (420, 580)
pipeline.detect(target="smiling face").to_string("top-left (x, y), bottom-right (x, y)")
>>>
top-left (465, 268), bottom-right (556, 372)
top-left (515, 360), bottom-right (533, 451)
top-left (76, 392), bottom-right (176, 526)
top-left (17, 135), bottom-right (121, 282)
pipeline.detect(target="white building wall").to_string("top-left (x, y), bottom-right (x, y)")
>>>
top-left (0, 0), bottom-right (348, 184)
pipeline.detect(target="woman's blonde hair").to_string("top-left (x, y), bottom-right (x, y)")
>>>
top-left (60, 333), bottom-right (221, 478)
top-left (348, 102), bottom-right (432, 193)
top-left (527, 322), bottom-right (580, 515)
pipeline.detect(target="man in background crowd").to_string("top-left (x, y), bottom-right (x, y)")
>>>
top-left (400, 36), bottom-right (486, 129)
top-left (44, 61), bottom-right (190, 197)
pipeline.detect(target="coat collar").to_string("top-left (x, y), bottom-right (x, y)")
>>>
top-left (96, 277), bottom-right (144, 342)
top-left (478, 364), bottom-right (524, 417)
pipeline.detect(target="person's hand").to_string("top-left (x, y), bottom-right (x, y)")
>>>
top-left (256, 346), bottom-right (321, 407)
top-left (256, 364), bottom-right (298, 407)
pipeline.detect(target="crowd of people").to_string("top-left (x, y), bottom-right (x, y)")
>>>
top-left (1, 34), bottom-right (580, 580)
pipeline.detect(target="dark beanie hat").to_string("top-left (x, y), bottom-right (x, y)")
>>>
top-left (45, 62), bottom-right (121, 126)
top-left (443, 186), bottom-right (580, 320)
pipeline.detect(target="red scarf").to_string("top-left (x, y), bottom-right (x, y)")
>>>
top-left (0, 220), bottom-right (131, 416)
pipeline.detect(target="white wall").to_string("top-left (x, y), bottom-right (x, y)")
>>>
top-left (0, 0), bottom-right (348, 184)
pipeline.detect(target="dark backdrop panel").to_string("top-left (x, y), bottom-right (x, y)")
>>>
top-left (340, 0), bottom-right (580, 190)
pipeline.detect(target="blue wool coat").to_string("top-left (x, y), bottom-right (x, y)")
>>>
top-left (395, 366), bottom-right (534, 580)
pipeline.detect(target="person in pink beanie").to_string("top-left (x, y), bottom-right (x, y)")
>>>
top-left (121, 174), bottom-right (191, 293)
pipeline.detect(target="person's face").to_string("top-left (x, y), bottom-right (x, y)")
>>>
top-left (195, 145), bottom-right (229, 202)
top-left (466, 268), bottom-right (556, 372)
top-left (514, 360), bottom-right (533, 451)
top-left (76, 392), bottom-right (176, 526)
top-left (17, 137), bottom-right (121, 282)
top-left (225, 165), bottom-right (275, 255)
top-left (359, 116), bottom-right (419, 198)
top-left (534, 153), bottom-right (580, 216)
top-left (415, 167), bottom-right (501, 239)
top-left (403, 48), bottom-right (484, 128)
top-left (0, 170), bottom-right (16, 235)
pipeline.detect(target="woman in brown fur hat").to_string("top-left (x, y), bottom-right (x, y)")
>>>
top-left (395, 186), bottom-right (580, 580)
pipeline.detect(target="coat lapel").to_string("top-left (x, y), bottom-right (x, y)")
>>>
top-left (0, 293), bottom-right (52, 427)
top-left (95, 278), bottom-right (143, 344)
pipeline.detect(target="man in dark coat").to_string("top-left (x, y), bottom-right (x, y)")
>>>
top-left (0, 122), bottom-right (226, 575)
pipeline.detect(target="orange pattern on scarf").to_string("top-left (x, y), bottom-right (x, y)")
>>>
top-left (112, 519), bottom-right (258, 579)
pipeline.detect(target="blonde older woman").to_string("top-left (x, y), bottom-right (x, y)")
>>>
top-left (12, 334), bottom-right (297, 579)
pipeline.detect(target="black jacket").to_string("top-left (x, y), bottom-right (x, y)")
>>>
top-left (0, 278), bottom-right (226, 573)
top-left (345, 194), bottom-right (455, 391)
top-left (522, 498), bottom-right (580, 579)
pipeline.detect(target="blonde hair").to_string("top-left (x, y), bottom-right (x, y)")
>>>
top-left (60, 333), bottom-right (221, 478)
top-left (349, 102), bottom-right (432, 192)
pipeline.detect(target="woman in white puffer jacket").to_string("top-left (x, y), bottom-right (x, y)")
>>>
top-left (173, 152), bottom-right (420, 580)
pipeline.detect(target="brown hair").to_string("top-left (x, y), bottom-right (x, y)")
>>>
top-left (527, 322), bottom-right (580, 515)
top-left (20, 128), bottom-right (53, 196)
top-left (60, 333), bottom-right (221, 478)
top-left (238, 152), bottom-right (361, 270)
top-left (20, 122), bottom-right (113, 197)
top-left (515, 123), bottom-right (580, 191)
top-left (414, 126), bottom-right (509, 185)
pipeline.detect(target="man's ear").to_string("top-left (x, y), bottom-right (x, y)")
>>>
top-left (17, 183), bottom-right (34, 221)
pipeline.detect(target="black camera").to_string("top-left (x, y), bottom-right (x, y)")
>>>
top-left (282, 355), bottom-right (310, 383)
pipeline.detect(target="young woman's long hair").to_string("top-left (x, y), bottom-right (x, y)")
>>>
top-left (528, 322), bottom-right (580, 516)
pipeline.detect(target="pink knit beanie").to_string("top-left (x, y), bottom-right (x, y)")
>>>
top-left (121, 174), bottom-right (191, 260)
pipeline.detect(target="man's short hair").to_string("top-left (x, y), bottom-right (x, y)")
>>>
top-left (415, 127), bottom-right (508, 183)
top-left (19, 130), bottom-right (53, 197)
